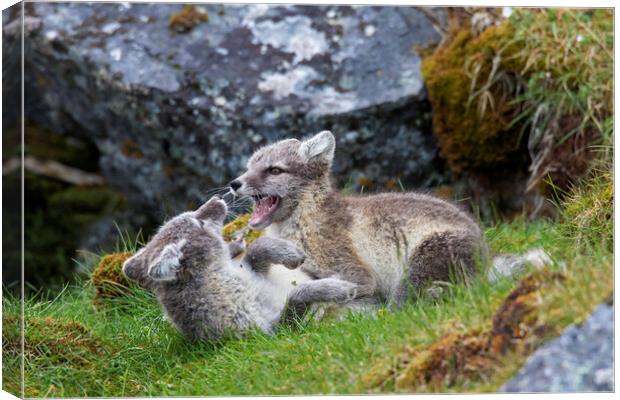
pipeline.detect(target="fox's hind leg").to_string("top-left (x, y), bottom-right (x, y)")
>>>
top-left (282, 277), bottom-right (359, 321)
top-left (395, 231), bottom-right (487, 304)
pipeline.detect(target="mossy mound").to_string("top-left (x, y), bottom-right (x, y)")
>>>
top-left (364, 270), bottom-right (564, 392)
top-left (91, 252), bottom-right (135, 300)
top-left (421, 15), bottom-right (526, 175)
top-left (3, 313), bottom-right (112, 397)
top-left (422, 9), bottom-right (612, 196)
top-left (222, 213), bottom-right (263, 246)
top-left (169, 5), bottom-right (209, 33)
top-left (487, 272), bottom-right (564, 355)
top-left (3, 314), bottom-right (108, 367)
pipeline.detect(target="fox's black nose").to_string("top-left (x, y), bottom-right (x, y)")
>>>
top-left (229, 180), bottom-right (242, 191)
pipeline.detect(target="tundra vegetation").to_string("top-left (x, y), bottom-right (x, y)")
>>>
top-left (2, 7), bottom-right (612, 396)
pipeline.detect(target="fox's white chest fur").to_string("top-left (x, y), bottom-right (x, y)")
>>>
top-left (236, 254), bottom-right (312, 312)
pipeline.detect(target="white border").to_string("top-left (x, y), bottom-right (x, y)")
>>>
top-left (0, 1), bottom-right (616, 400)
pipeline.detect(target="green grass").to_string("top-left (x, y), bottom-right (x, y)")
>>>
top-left (3, 171), bottom-right (613, 397)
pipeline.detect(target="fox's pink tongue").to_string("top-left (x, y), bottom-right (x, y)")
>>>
top-left (250, 196), bottom-right (278, 227)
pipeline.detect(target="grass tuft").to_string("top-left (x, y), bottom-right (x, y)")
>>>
top-left (422, 8), bottom-right (613, 196)
top-left (560, 165), bottom-right (613, 251)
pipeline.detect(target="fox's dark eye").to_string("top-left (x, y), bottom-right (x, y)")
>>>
top-left (268, 167), bottom-right (283, 175)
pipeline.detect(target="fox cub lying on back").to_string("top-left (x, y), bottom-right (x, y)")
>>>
top-left (122, 196), bottom-right (313, 341)
top-left (230, 131), bottom-right (550, 316)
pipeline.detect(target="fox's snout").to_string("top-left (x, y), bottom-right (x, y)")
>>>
top-left (229, 173), bottom-right (255, 197)
top-left (229, 171), bottom-right (250, 195)
top-left (229, 179), bottom-right (242, 191)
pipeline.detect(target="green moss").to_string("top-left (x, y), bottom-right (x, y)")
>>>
top-left (422, 8), bottom-right (613, 193)
top-left (421, 18), bottom-right (525, 174)
top-left (91, 252), bottom-right (135, 301)
top-left (221, 214), bottom-right (263, 246)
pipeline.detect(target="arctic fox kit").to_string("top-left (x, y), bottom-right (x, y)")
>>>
top-left (230, 131), bottom-right (550, 315)
top-left (122, 196), bottom-right (312, 341)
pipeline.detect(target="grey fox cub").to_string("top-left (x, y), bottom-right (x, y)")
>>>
top-left (122, 196), bottom-right (314, 341)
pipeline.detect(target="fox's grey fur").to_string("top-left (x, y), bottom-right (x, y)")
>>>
top-left (122, 196), bottom-right (312, 341)
top-left (230, 131), bottom-right (550, 316)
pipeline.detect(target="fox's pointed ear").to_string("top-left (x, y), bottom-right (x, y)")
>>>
top-left (122, 248), bottom-right (156, 289)
top-left (122, 249), bottom-right (147, 282)
top-left (298, 131), bottom-right (335, 162)
top-left (147, 239), bottom-right (187, 281)
top-left (195, 196), bottom-right (227, 223)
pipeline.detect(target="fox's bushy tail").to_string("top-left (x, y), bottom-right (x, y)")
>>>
top-left (487, 248), bottom-right (553, 283)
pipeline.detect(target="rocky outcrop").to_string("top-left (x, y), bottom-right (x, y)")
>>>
top-left (15, 3), bottom-right (447, 221)
top-left (501, 303), bottom-right (614, 392)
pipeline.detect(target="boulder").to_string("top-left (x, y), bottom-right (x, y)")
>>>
top-left (16, 3), bottom-right (446, 220)
top-left (501, 303), bottom-right (614, 392)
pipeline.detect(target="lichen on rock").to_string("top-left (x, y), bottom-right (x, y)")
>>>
top-left (18, 3), bottom-right (446, 225)
top-left (169, 5), bottom-right (209, 33)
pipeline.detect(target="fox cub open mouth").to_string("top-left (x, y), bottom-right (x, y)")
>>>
top-left (250, 194), bottom-right (280, 229)
top-left (229, 132), bottom-right (336, 230)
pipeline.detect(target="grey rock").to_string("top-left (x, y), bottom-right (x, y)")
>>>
top-left (16, 3), bottom-right (446, 221)
top-left (501, 303), bottom-right (614, 393)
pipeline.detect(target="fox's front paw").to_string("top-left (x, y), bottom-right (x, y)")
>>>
top-left (284, 247), bottom-right (306, 269)
top-left (228, 237), bottom-right (246, 259)
top-left (334, 281), bottom-right (358, 303)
